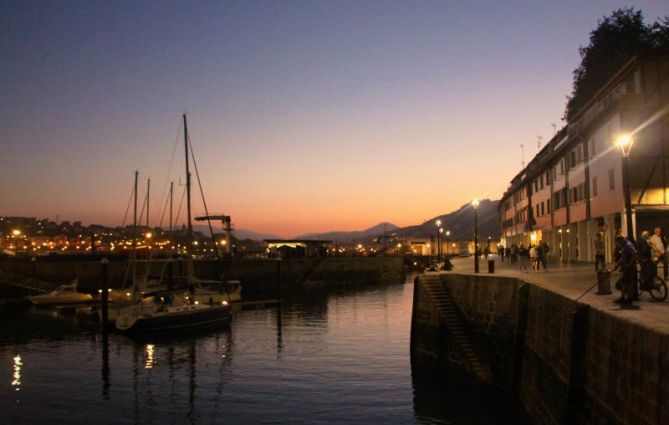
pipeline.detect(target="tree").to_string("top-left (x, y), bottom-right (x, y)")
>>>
top-left (565, 8), bottom-right (669, 121)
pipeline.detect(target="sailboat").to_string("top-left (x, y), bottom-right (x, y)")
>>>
top-left (115, 115), bottom-right (232, 333)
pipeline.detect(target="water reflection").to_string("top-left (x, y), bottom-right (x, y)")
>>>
top-left (144, 344), bottom-right (155, 369)
top-left (1, 281), bottom-right (517, 424)
top-left (11, 355), bottom-right (22, 391)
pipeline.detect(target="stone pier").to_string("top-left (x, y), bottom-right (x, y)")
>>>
top-left (411, 257), bottom-right (669, 425)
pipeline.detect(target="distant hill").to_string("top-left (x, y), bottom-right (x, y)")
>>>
top-left (396, 199), bottom-right (500, 241)
top-left (191, 200), bottom-right (501, 243)
top-left (297, 222), bottom-right (399, 242)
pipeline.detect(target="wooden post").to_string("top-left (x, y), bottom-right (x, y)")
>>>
top-left (275, 259), bottom-right (282, 301)
top-left (100, 257), bottom-right (109, 327)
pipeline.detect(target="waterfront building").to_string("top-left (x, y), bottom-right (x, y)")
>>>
top-left (500, 55), bottom-right (669, 264)
top-left (264, 239), bottom-right (331, 258)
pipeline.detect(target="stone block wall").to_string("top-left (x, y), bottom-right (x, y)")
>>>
top-left (411, 272), bottom-right (669, 425)
top-left (583, 308), bottom-right (669, 425)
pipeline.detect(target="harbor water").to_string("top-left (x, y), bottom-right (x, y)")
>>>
top-left (0, 277), bottom-right (517, 424)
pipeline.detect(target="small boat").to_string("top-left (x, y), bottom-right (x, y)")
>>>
top-left (29, 281), bottom-right (93, 306)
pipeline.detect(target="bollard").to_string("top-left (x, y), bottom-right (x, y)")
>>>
top-left (488, 259), bottom-right (495, 273)
top-left (100, 257), bottom-right (109, 327)
top-left (275, 259), bottom-right (282, 301)
top-left (596, 270), bottom-right (612, 295)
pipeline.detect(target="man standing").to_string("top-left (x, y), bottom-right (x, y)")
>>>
top-left (638, 231), bottom-right (654, 289)
top-left (594, 233), bottom-right (605, 272)
top-left (612, 236), bottom-right (637, 306)
top-left (650, 227), bottom-right (666, 280)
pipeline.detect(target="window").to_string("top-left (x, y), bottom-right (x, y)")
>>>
top-left (589, 138), bottom-right (595, 158)
top-left (547, 199), bottom-right (551, 213)
top-left (592, 177), bottom-right (598, 197)
top-left (560, 160), bottom-right (565, 175)
top-left (570, 151), bottom-right (577, 168)
top-left (541, 202), bottom-right (545, 216)
top-left (609, 169), bottom-right (615, 190)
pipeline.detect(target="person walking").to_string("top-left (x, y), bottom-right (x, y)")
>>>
top-left (594, 233), bottom-right (605, 272)
top-left (650, 226), bottom-right (666, 279)
top-left (529, 244), bottom-right (537, 271)
top-left (540, 241), bottom-right (549, 271)
top-left (518, 243), bottom-right (529, 272)
top-left (499, 245), bottom-right (505, 262)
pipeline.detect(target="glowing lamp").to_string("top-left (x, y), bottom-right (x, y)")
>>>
top-left (616, 134), bottom-right (633, 157)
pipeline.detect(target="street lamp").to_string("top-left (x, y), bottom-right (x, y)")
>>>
top-left (617, 134), bottom-right (634, 240)
top-left (435, 219), bottom-right (442, 261)
top-left (472, 199), bottom-right (480, 273)
top-left (445, 230), bottom-right (450, 256)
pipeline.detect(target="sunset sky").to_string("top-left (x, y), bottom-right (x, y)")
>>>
top-left (2, 1), bottom-right (667, 237)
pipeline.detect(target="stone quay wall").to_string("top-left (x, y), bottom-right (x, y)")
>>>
top-left (411, 273), bottom-right (669, 425)
top-left (0, 256), bottom-right (404, 299)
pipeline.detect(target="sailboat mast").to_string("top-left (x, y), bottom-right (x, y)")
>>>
top-left (132, 170), bottom-right (138, 295)
top-left (183, 114), bottom-right (195, 290)
top-left (184, 114), bottom-right (193, 243)
top-left (169, 181), bottom-right (173, 233)
top-left (146, 178), bottom-right (150, 229)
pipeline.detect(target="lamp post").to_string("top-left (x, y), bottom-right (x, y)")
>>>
top-left (617, 134), bottom-right (635, 240)
top-left (472, 199), bottom-right (480, 273)
top-left (445, 230), bottom-right (450, 257)
top-left (435, 219), bottom-right (442, 261)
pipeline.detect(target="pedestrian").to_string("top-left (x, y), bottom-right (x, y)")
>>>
top-left (529, 244), bottom-right (537, 271)
top-left (612, 236), bottom-right (637, 306)
top-left (538, 240), bottom-right (549, 271)
top-left (499, 245), bottom-right (505, 262)
top-left (543, 241), bottom-right (550, 268)
top-left (518, 243), bottom-right (529, 272)
top-left (649, 226), bottom-right (666, 279)
top-left (638, 230), bottom-right (655, 289)
top-left (594, 233), bottom-right (605, 272)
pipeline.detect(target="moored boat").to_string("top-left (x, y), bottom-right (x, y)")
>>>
top-left (29, 281), bottom-right (93, 306)
top-left (114, 293), bottom-right (230, 332)
top-left (114, 114), bottom-right (233, 333)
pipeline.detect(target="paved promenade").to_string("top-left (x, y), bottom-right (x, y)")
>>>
top-left (446, 255), bottom-right (669, 334)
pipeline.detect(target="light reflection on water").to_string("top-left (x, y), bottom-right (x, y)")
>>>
top-left (0, 281), bottom-right (516, 424)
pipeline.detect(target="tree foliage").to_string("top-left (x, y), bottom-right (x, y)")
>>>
top-left (565, 8), bottom-right (669, 121)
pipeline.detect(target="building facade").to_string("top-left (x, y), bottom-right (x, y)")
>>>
top-left (500, 55), bottom-right (669, 263)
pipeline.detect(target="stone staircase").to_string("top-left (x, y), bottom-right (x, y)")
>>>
top-left (0, 270), bottom-right (58, 293)
top-left (420, 274), bottom-right (492, 381)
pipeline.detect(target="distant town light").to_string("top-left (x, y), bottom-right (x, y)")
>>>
top-left (12, 229), bottom-right (21, 236)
